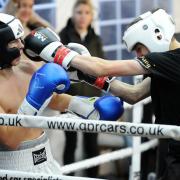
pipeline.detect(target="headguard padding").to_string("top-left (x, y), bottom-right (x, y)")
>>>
top-left (123, 9), bottom-right (175, 52)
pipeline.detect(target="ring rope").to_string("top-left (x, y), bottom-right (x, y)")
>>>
top-left (60, 139), bottom-right (158, 174)
top-left (0, 169), bottom-right (106, 180)
top-left (0, 114), bottom-right (180, 140)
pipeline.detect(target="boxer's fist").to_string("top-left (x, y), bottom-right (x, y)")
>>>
top-left (18, 63), bottom-right (70, 115)
top-left (24, 27), bottom-right (62, 62)
top-left (67, 43), bottom-right (91, 56)
top-left (69, 69), bottom-right (115, 92)
top-left (68, 95), bottom-right (124, 121)
top-left (24, 27), bottom-right (78, 69)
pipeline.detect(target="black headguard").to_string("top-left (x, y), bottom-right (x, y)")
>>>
top-left (0, 13), bottom-right (24, 69)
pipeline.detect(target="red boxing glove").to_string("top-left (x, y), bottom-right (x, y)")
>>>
top-left (94, 76), bottom-right (115, 92)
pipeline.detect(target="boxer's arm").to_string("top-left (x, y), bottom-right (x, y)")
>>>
top-left (109, 77), bottom-right (151, 104)
top-left (49, 94), bottom-right (124, 121)
top-left (0, 105), bottom-right (32, 149)
top-left (65, 43), bottom-right (147, 77)
top-left (48, 94), bottom-right (72, 112)
top-left (24, 28), bottom-right (147, 76)
top-left (49, 77), bottom-right (150, 111)
top-left (71, 56), bottom-right (148, 77)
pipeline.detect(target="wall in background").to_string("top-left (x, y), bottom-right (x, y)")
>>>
top-left (56, 0), bottom-right (76, 32)
top-left (174, 0), bottom-right (180, 32)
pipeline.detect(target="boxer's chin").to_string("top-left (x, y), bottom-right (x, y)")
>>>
top-left (11, 57), bottom-right (21, 66)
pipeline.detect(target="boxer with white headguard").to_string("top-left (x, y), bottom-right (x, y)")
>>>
top-left (24, 9), bottom-right (180, 179)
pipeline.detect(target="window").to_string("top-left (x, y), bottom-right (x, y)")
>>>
top-left (34, 0), bottom-right (57, 27)
top-left (0, 0), bottom-right (7, 11)
top-left (0, 0), bottom-right (57, 27)
top-left (98, 0), bottom-right (173, 60)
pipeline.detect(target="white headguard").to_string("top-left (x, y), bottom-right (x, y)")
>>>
top-left (123, 9), bottom-right (175, 52)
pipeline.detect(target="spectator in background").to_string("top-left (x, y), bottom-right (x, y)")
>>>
top-left (59, 0), bottom-right (104, 177)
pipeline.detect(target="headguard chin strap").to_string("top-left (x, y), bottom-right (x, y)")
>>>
top-left (123, 9), bottom-right (175, 52)
top-left (0, 13), bottom-right (24, 69)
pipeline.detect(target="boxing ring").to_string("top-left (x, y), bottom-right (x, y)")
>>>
top-left (0, 71), bottom-right (179, 180)
top-left (1, 102), bottom-right (180, 180)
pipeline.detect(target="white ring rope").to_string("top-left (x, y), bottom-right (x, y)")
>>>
top-left (60, 139), bottom-right (158, 174)
top-left (0, 169), bottom-right (106, 180)
top-left (0, 113), bottom-right (180, 140)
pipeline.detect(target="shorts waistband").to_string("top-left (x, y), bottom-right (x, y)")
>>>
top-left (0, 137), bottom-right (53, 171)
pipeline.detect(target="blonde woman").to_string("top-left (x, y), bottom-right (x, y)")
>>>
top-left (59, 0), bottom-right (104, 177)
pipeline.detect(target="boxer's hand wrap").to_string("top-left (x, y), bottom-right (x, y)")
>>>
top-left (94, 76), bottom-right (116, 92)
top-left (54, 46), bottom-right (78, 69)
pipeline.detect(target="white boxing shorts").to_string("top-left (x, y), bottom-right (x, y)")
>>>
top-left (0, 132), bottom-right (61, 174)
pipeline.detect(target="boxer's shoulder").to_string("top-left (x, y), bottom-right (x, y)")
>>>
top-left (18, 60), bottom-right (38, 75)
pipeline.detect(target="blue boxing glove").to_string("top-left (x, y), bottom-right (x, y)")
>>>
top-left (18, 63), bottom-right (70, 115)
top-left (68, 95), bottom-right (124, 121)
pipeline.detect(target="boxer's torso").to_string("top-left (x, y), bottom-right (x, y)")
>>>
top-left (0, 61), bottom-right (43, 149)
